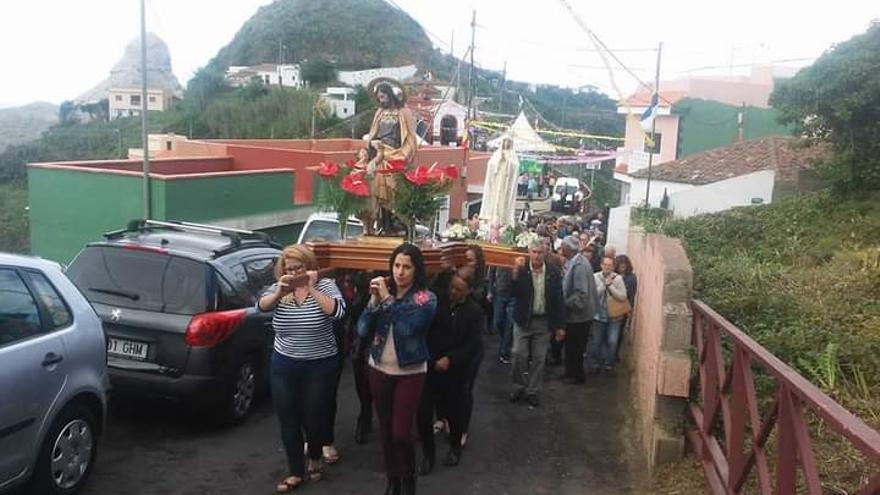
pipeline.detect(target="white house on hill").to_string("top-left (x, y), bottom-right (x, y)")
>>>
top-left (337, 65), bottom-right (418, 87)
top-left (226, 64), bottom-right (303, 88)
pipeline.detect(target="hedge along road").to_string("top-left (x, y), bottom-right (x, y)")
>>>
top-left (76, 337), bottom-right (648, 495)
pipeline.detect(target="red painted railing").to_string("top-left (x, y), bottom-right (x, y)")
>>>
top-left (688, 300), bottom-right (880, 495)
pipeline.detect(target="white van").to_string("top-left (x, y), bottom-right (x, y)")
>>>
top-left (296, 212), bottom-right (431, 244)
top-left (296, 212), bottom-right (365, 243)
top-left (551, 177), bottom-right (583, 213)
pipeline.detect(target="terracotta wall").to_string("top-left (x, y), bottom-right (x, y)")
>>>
top-left (173, 141), bottom-right (229, 158)
top-left (466, 152), bottom-right (490, 188)
top-left (173, 139), bottom-right (488, 217)
top-left (224, 145), bottom-right (353, 204)
top-left (625, 229), bottom-right (693, 468)
top-left (30, 157), bottom-right (234, 175)
top-left (208, 139), bottom-right (361, 152)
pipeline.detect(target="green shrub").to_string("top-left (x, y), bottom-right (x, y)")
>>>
top-left (658, 192), bottom-right (880, 414)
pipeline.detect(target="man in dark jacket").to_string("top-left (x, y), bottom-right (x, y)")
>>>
top-left (488, 266), bottom-right (515, 363)
top-left (509, 239), bottom-right (566, 408)
top-left (418, 269), bottom-right (485, 474)
top-left (560, 235), bottom-right (597, 384)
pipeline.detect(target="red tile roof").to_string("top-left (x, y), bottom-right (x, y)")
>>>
top-left (629, 136), bottom-right (830, 185)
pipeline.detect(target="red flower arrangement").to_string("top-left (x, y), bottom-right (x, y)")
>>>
top-left (340, 171), bottom-right (369, 197)
top-left (314, 161), bottom-right (368, 238)
top-left (317, 161), bottom-right (340, 178)
top-left (404, 165), bottom-right (433, 186)
top-left (394, 162), bottom-right (460, 242)
top-left (377, 159), bottom-right (407, 174)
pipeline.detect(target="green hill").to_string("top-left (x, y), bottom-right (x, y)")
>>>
top-left (0, 102), bottom-right (58, 153)
top-left (208, 0), bottom-right (436, 71)
top-left (639, 192), bottom-right (880, 415)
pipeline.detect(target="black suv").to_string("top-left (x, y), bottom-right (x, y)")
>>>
top-left (66, 220), bottom-right (281, 424)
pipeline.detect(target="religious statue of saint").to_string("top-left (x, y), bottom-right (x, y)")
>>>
top-left (354, 78), bottom-right (417, 234)
top-left (479, 136), bottom-right (519, 231)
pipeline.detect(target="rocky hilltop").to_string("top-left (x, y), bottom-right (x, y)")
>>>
top-left (77, 33), bottom-right (183, 103)
top-left (207, 0), bottom-right (437, 71)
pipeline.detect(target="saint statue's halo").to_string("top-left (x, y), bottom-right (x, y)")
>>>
top-left (367, 77), bottom-right (408, 105)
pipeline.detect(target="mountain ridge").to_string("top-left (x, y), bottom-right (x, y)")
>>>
top-left (0, 102), bottom-right (58, 153)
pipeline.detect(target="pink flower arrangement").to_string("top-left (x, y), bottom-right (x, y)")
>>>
top-left (413, 290), bottom-right (432, 306)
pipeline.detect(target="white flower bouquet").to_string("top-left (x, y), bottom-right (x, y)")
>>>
top-left (443, 223), bottom-right (471, 240)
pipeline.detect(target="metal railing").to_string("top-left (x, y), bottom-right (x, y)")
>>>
top-left (688, 300), bottom-right (880, 495)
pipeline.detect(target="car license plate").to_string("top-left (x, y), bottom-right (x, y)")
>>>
top-left (106, 337), bottom-right (149, 361)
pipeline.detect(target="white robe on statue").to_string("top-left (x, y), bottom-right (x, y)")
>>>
top-left (479, 138), bottom-right (519, 230)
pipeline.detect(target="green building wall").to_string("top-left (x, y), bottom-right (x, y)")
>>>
top-left (28, 168), bottom-right (299, 263)
top-left (674, 98), bottom-right (795, 159)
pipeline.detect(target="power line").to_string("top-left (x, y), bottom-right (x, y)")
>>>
top-left (555, 0), bottom-right (671, 105)
top-left (676, 57), bottom-right (815, 74)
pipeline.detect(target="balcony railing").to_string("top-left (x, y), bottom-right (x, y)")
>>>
top-left (688, 300), bottom-right (880, 495)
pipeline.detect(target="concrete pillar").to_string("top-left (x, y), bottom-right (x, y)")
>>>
top-left (625, 227), bottom-right (693, 469)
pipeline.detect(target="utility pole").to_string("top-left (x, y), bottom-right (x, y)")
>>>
top-left (737, 101), bottom-right (745, 142)
top-left (450, 30), bottom-right (455, 57)
top-left (140, 0), bottom-right (151, 219)
top-left (561, 90), bottom-right (568, 128)
top-left (310, 98), bottom-right (317, 138)
top-left (498, 60), bottom-right (507, 112)
top-left (278, 40), bottom-right (283, 64)
top-left (467, 10), bottom-right (476, 121)
top-left (644, 41), bottom-right (663, 209)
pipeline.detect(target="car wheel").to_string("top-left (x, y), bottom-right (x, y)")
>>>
top-left (29, 404), bottom-right (98, 495)
top-left (221, 356), bottom-right (258, 425)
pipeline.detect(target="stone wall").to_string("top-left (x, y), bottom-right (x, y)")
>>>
top-left (624, 228), bottom-right (693, 468)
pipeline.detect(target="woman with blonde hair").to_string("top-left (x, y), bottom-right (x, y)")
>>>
top-left (258, 245), bottom-right (346, 493)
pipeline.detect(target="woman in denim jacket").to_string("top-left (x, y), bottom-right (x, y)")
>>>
top-left (357, 244), bottom-right (437, 495)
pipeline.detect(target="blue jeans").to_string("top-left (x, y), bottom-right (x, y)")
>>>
top-left (589, 319), bottom-right (623, 370)
top-left (492, 295), bottom-right (514, 359)
top-left (271, 352), bottom-right (338, 477)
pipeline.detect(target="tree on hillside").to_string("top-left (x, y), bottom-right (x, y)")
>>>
top-left (301, 58), bottom-right (336, 85)
top-left (80, 99), bottom-right (109, 122)
top-left (59, 101), bottom-right (79, 125)
top-left (770, 21), bottom-right (880, 193)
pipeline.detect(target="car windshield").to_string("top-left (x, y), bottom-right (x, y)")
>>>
top-left (66, 246), bottom-right (207, 315)
top-left (302, 220), bottom-right (364, 242)
top-left (555, 184), bottom-right (578, 195)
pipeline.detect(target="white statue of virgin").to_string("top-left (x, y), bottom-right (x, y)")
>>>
top-left (479, 136), bottom-right (519, 233)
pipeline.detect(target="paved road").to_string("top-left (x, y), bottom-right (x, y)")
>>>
top-left (78, 337), bottom-right (647, 495)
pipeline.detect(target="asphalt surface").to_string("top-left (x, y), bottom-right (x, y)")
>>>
top-left (76, 336), bottom-right (647, 495)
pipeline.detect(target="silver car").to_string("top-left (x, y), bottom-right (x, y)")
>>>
top-left (0, 253), bottom-right (109, 495)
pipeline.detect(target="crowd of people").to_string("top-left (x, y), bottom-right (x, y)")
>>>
top-left (258, 212), bottom-right (637, 494)
top-left (516, 171), bottom-right (557, 200)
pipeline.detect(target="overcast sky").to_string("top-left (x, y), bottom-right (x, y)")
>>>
top-left (0, 0), bottom-right (877, 108)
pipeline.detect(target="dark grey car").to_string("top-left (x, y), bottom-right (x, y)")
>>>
top-left (65, 220), bottom-right (281, 424)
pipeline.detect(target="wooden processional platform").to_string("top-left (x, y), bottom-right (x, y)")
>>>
top-left (309, 236), bottom-right (525, 274)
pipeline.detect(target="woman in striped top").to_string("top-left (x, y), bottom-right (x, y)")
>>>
top-left (258, 245), bottom-right (346, 493)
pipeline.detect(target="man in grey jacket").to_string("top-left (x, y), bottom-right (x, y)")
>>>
top-left (560, 235), bottom-right (597, 384)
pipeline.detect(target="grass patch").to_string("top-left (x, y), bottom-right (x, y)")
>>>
top-left (645, 191), bottom-right (880, 493)
top-left (0, 182), bottom-right (29, 254)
